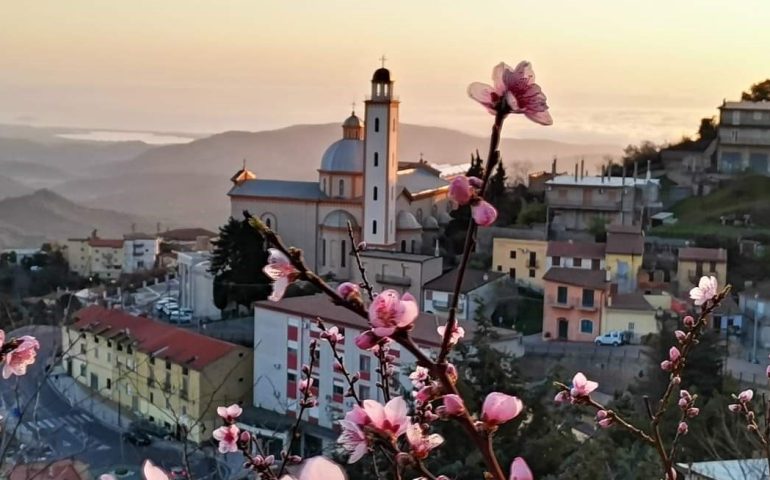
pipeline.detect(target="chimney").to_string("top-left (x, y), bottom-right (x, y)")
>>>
top-left (601, 166), bottom-right (605, 183)
top-left (574, 163), bottom-right (579, 182)
top-left (646, 159), bottom-right (652, 181)
top-left (551, 156), bottom-right (557, 175)
top-left (633, 161), bottom-right (638, 181)
top-left (580, 158), bottom-right (585, 179)
top-left (622, 164), bottom-right (627, 186)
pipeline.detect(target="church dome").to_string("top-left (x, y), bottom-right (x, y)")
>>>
top-left (343, 113), bottom-right (363, 128)
top-left (372, 67), bottom-right (391, 83)
top-left (320, 138), bottom-right (364, 172)
top-left (422, 216), bottom-right (439, 230)
top-left (322, 210), bottom-right (358, 229)
top-left (397, 211), bottom-right (422, 230)
top-left (437, 211), bottom-right (452, 226)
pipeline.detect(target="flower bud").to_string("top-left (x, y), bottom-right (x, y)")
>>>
top-left (683, 316), bottom-right (695, 327)
top-left (686, 407), bottom-right (700, 418)
top-left (728, 403), bottom-right (741, 413)
top-left (357, 241), bottom-right (367, 251)
top-left (672, 375), bottom-right (681, 385)
top-left (554, 391), bottom-right (570, 405)
top-left (739, 389), bottom-right (754, 403)
top-left (674, 330), bottom-right (687, 343)
top-left (239, 431), bottom-right (251, 443)
top-left (442, 394), bottom-right (466, 416)
top-left (677, 422), bottom-right (688, 435)
top-left (660, 360), bottom-right (673, 372)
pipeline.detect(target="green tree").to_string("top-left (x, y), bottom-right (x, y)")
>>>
top-left (467, 151), bottom-right (484, 178)
top-left (488, 160), bottom-right (508, 205)
top-left (741, 79), bottom-right (770, 102)
top-left (697, 117), bottom-right (717, 141)
top-left (209, 217), bottom-right (271, 310)
top-left (517, 201), bottom-right (547, 226)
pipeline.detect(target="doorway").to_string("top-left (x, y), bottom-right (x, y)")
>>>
top-left (558, 318), bottom-right (569, 340)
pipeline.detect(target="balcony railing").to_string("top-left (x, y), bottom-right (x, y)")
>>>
top-left (375, 273), bottom-right (412, 287)
top-left (547, 295), bottom-right (574, 309)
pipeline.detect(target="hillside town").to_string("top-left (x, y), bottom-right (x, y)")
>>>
top-left (2, 62), bottom-right (770, 480)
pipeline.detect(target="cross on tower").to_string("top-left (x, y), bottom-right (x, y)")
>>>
top-left (379, 54), bottom-right (387, 68)
top-left (351, 101), bottom-right (356, 114)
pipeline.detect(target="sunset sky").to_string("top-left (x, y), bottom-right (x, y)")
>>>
top-left (2, 0), bottom-right (768, 145)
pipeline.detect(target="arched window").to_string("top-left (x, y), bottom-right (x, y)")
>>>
top-left (322, 239), bottom-right (326, 266)
top-left (580, 319), bottom-right (593, 334)
top-left (411, 240), bottom-right (416, 253)
top-left (339, 179), bottom-right (344, 197)
top-left (375, 118), bottom-right (380, 132)
top-left (400, 240), bottom-right (406, 252)
top-left (341, 240), bottom-right (346, 268)
top-left (261, 213), bottom-right (276, 230)
top-left (265, 218), bottom-right (271, 228)
top-left (415, 208), bottom-right (423, 221)
top-left (372, 220), bottom-right (377, 235)
top-left (322, 178), bottom-right (326, 193)
top-left (373, 186), bottom-right (378, 201)
top-left (374, 152), bottom-right (379, 167)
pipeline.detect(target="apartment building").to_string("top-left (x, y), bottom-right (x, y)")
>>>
top-left (546, 240), bottom-right (606, 271)
top-left (64, 237), bottom-right (124, 279)
top-left (605, 224), bottom-right (644, 294)
top-left (492, 236), bottom-right (547, 292)
top-left (542, 267), bottom-right (610, 342)
top-left (422, 268), bottom-right (506, 320)
top-left (62, 306), bottom-right (252, 442)
top-left (676, 247), bottom-right (727, 295)
top-left (717, 101), bottom-right (770, 174)
top-left (123, 233), bottom-right (160, 273)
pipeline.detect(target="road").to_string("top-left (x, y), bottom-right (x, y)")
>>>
top-left (0, 325), bottom-right (226, 478)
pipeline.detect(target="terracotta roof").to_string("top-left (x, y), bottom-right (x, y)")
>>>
top-left (546, 241), bottom-right (605, 259)
top-left (71, 306), bottom-right (244, 370)
top-left (254, 294), bottom-right (517, 347)
top-left (87, 238), bottom-right (123, 248)
top-left (607, 292), bottom-right (653, 311)
top-left (10, 459), bottom-right (90, 480)
top-left (606, 229), bottom-right (644, 255)
top-left (161, 228), bottom-right (217, 242)
top-left (678, 247), bottom-right (727, 262)
top-left (543, 267), bottom-right (608, 289)
top-left (424, 268), bottom-right (505, 293)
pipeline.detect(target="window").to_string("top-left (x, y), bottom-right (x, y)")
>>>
top-left (628, 322), bottom-right (635, 331)
top-left (339, 179), bottom-right (344, 196)
top-left (80, 343), bottom-right (86, 355)
top-left (509, 250), bottom-right (516, 259)
top-left (359, 355), bottom-right (371, 372)
top-left (591, 259), bottom-right (601, 270)
top-left (580, 319), bottom-right (593, 333)
top-left (332, 382), bottom-right (344, 397)
top-left (573, 258), bottom-right (582, 267)
top-left (150, 357), bottom-right (155, 365)
top-left (415, 208), bottom-right (423, 221)
top-left (288, 372), bottom-right (298, 383)
top-left (150, 392), bottom-right (154, 404)
top-left (375, 118), bottom-right (380, 132)
top-left (373, 186), bottom-right (378, 201)
top-left (754, 111), bottom-right (763, 121)
top-left (94, 337), bottom-right (99, 344)
top-left (107, 378), bottom-right (112, 389)
top-left (509, 268), bottom-right (516, 279)
top-left (497, 265), bottom-right (502, 271)
top-left (582, 289), bottom-right (595, 307)
top-left (529, 269), bottom-right (536, 278)
top-left (322, 239), bottom-right (326, 266)
top-left (165, 360), bottom-right (171, 370)
top-left (411, 240), bottom-right (416, 253)
top-left (557, 286), bottom-right (568, 304)
top-left (374, 152), bottom-right (379, 167)
top-left (182, 367), bottom-right (188, 376)
top-left (709, 261), bottom-right (716, 272)
top-left (322, 178), bottom-right (326, 192)
top-left (359, 384), bottom-right (371, 399)
top-left (552, 256), bottom-right (561, 267)
top-left (117, 344), bottom-right (123, 352)
top-left (372, 220), bottom-right (377, 235)
top-left (340, 240), bottom-right (346, 268)
top-left (401, 240), bottom-right (406, 252)
top-left (392, 118), bottom-right (396, 131)
top-left (79, 363), bottom-right (86, 378)
top-left (127, 345), bottom-right (133, 354)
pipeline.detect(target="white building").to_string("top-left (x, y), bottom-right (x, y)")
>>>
top-left (423, 268), bottom-right (506, 321)
top-left (177, 251), bottom-right (220, 321)
top-left (227, 65), bottom-right (450, 281)
top-left (123, 233), bottom-right (160, 273)
top-left (717, 101), bottom-right (770, 174)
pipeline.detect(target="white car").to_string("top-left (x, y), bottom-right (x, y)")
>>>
top-left (594, 331), bottom-right (627, 346)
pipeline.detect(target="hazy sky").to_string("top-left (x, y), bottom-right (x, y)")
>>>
top-left (1, 1), bottom-right (768, 145)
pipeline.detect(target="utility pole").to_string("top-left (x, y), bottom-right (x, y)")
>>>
top-left (753, 294), bottom-right (760, 364)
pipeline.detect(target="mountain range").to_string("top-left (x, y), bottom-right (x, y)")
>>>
top-left (0, 122), bottom-right (620, 247)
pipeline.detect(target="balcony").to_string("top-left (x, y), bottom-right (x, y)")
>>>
top-left (547, 295), bottom-right (574, 309)
top-left (719, 129), bottom-right (770, 146)
top-left (578, 301), bottom-right (598, 313)
top-left (375, 273), bottom-right (412, 287)
top-left (526, 259), bottom-right (540, 269)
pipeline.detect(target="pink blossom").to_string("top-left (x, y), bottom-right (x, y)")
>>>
top-left (142, 460), bottom-right (169, 480)
top-left (739, 389), bottom-right (754, 403)
top-left (336, 282), bottom-right (360, 301)
top-left (445, 363), bottom-right (458, 383)
top-left (674, 330), bottom-right (687, 342)
top-left (284, 456), bottom-right (347, 480)
top-left (728, 403), bottom-right (741, 413)
top-left (468, 176), bottom-right (483, 188)
top-left (442, 394), bottom-right (466, 416)
top-left (406, 424), bottom-right (444, 459)
top-left (683, 315), bottom-right (695, 328)
top-left (448, 176), bottom-right (474, 206)
top-left (554, 390), bottom-right (570, 404)
top-left (2, 336), bottom-right (39, 379)
top-left (299, 378), bottom-right (313, 393)
top-left (669, 346), bottom-right (681, 362)
top-left (409, 366), bottom-right (430, 388)
top-left (467, 62), bottom-right (511, 115)
top-left (660, 360), bottom-right (673, 372)
top-left (509, 457), bottom-right (534, 480)
top-left (690, 275), bottom-right (718, 306)
top-left (217, 404), bottom-right (242, 422)
top-left (471, 200), bottom-right (498, 227)
top-left (677, 421), bottom-right (688, 435)
top-left (362, 397), bottom-right (410, 438)
top-left (570, 372), bottom-right (598, 398)
top-left (414, 385), bottom-right (435, 404)
top-left (481, 392), bottom-right (524, 426)
top-left (212, 424), bottom-right (240, 453)
top-left (354, 330), bottom-right (381, 350)
top-left (263, 248), bottom-right (299, 302)
top-left (437, 324), bottom-right (466, 346)
top-left (100, 475), bottom-right (117, 480)
top-left (368, 290), bottom-right (418, 337)
top-left (468, 62), bottom-right (552, 126)
top-left (596, 410), bottom-right (613, 428)
top-left (239, 431), bottom-right (250, 443)
top-left (321, 326), bottom-right (344, 343)
top-left (686, 407), bottom-right (700, 418)
top-left (338, 420), bottom-right (368, 463)
top-left (344, 404), bottom-right (370, 426)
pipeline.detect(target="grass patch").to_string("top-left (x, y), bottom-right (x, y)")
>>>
top-left (672, 174), bottom-right (770, 227)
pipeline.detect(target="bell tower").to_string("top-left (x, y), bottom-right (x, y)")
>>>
top-left (363, 57), bottom-right (399, 247)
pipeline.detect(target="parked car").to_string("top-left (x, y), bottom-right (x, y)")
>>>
top-left (594, 331), bottom-right (627, 346)
top-left (130, 420), bottom-right (170, 439)
top-left (162, 304), bottom-right (179, 316)
top-left (178, 309), bottom-right (193, 324)
top-left (122, 431), bottom-right (152, 446)
top-left (154, 298), bottom-right (173, 311)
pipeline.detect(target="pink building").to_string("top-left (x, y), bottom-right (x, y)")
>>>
top-left (542, 267), bottom-right (610, 342)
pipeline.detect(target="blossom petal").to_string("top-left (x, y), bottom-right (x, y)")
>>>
top-left (143, 460), bottom-right (170, 480)
top-left (504, 61), bottom-right (536, 92)
top-left (492, 62), bottom-right (511, 92)
top-left (525, 110), bottom-right (553, 126)
top-left (268, 276), bottom-right (290, 302)
top-left (509, 457), bottom-right (534, 480)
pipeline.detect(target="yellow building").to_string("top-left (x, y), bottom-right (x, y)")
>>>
top-left (676, 247), bottom-right (728, 295)
top-left (62, 306), bottom-right (252, 442)
top-left (63, 236), bottom-right (124, 279)
top-left (602, 292), bottom-right (664, 343)
top-left (64, 238), bottom-right (91, 277)
top-left (604, 224), bottom-right (644, 294)
top-left (492, 237), bottom-right (547, 292)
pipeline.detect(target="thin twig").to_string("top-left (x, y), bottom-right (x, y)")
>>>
top-left (316, 318), bottom-right (362, 406)
top-left (437, 109), bottom-right (506, 364)
top-left (347, 221), bottom-right (374, 302)
top-left (375, 346), bottom-right (391, 402)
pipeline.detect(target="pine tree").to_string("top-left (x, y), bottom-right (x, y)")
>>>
top-left (467, 150), bottom-right (484, 178)
top-left (209, 217), bottom-right (271, 309)
top-left (487, 160), bottom-right (507, 205)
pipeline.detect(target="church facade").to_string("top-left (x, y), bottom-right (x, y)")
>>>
top-left (228, 66), bottom-right (453, 281)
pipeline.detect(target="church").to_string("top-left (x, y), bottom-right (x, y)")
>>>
top-left (228, 65), bottom-right (454, 283)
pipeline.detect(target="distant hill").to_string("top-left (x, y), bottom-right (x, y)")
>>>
top-left (0, 175), bottom-right (32, 200)
top-left (0, 189), bottom-right (159, 249)
top-left (0, 137), bottom-right (154, 171)
top-left (51, 123), bottom-right (618, 227)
